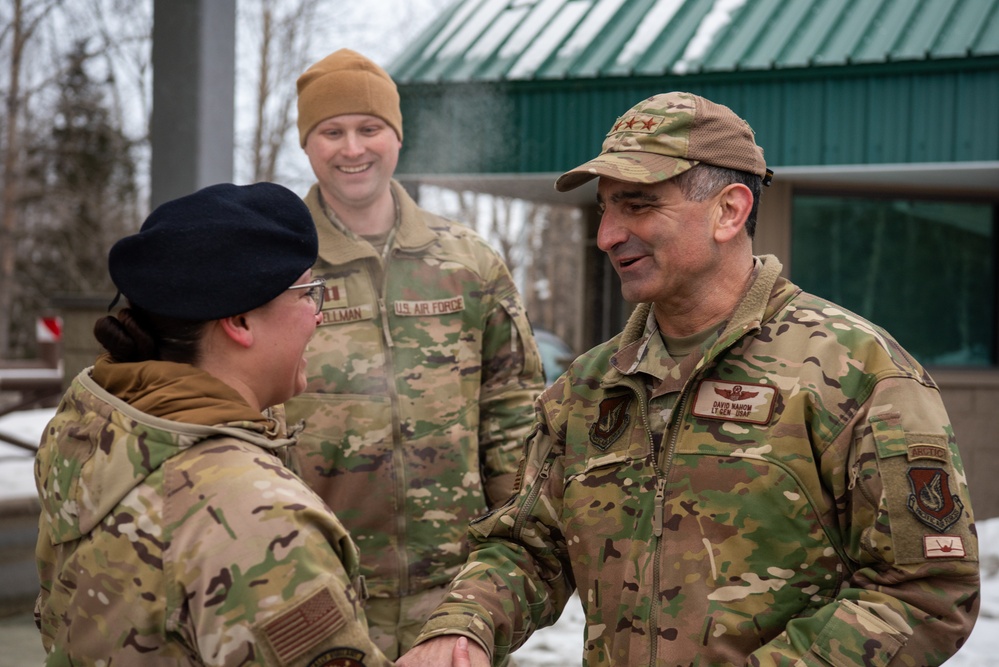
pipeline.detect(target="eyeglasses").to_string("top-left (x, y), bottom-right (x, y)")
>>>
top-left (286, 278), bottom-right (326, 315)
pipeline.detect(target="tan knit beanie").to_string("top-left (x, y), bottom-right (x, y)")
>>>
top-left (296, 48), bottom-right (403, 146)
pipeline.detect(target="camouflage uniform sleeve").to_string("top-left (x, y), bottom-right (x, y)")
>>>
top-left (415, 399), bottom-right (573, 662)
top-left (166, 442), bottom-right (394, 667)
top-left (750, 376), bottom-right (980, 666)
top-left (477, 256), bottom-right (544, 508)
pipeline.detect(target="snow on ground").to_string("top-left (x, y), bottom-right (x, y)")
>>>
top-left (2, 408), bottom-right (996, 665)
top-left (0, 407), bottom-right (48, 498)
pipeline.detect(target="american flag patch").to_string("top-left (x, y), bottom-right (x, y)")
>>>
top-left (261, 587), bottom-right (345, 663)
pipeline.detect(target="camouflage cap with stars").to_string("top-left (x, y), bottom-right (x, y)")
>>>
top-left (555, 91), bottom-right (772, 192)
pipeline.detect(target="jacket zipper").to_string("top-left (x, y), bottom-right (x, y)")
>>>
top-left (645, 326), bottom-right (756, 664)
top-left (512, 457), bottom-right (554, 540)
top-left (649, 388), bottom-right (691, 667)
top-left (377, 253), bottom-right (408, 595)
top-left (616, 377), bottom-right (668, 667)
top-left (378, 298), bottom-right (394, 349)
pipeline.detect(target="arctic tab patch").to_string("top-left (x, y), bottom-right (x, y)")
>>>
top-left (907, 442), bottom-right (948, 463)
top-left (691, 380), bottom-right (776, 424)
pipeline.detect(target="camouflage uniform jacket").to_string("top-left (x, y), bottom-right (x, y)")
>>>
top-left (286, 180), bottom-right (544, 598)
top-left (35, 364), bottom-right (392, 667)
top-left (417, 255), bottom-right (980, 666)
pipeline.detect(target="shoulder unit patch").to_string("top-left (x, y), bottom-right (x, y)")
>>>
top-left (906, 467), bottom-right (964, 533)
top-left (307, 647), bottom-right (366, 667)
top-left (590, 395), bottom-right (631, 451)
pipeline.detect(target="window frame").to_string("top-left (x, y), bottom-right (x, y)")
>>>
top-left (757, 180), bottom-right (999, 372)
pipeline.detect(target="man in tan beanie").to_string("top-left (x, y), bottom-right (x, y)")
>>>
top-left (284, 48), bottom-right (545, 660)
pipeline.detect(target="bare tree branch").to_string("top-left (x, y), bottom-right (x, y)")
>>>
top-left (238, 0), bottom-right (322, 184)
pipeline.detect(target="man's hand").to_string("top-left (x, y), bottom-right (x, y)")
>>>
top-left (398, 636), bottom-right (490, 667)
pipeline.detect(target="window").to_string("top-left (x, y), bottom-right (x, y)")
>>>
top-left (791, 196), bottom-right (996, 367)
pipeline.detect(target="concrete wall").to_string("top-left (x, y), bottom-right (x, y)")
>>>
top-left (50, 296), bottom-right (111, 390)
top-left (933, 371), bottom-right (999, 521)
top-left (0, 497), bottom-right (40, 615)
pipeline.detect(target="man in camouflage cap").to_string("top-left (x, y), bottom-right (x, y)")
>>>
top-left (285, 49), bottom-right (545, 660)
top-left (400, 92), bottom-right (980, 666)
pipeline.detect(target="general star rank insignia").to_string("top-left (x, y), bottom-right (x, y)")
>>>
top-left (590, 395), bottom-right (631, 450)
top-left (906, 467), bottom-right (964, 532)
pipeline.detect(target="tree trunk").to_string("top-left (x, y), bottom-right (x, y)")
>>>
top-left (0, 0), bottom-right (26, 358)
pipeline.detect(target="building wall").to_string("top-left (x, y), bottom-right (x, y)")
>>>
top-left (933, 371), bottom-right (999, 521)
top-left (398, 62), bottom-right (999, 178)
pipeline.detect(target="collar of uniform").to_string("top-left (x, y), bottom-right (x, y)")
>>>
top-left (389, 180), bottom-right (438, 250)
top-left (91, 353), bottom-right (269, 427)
top-left (606, 303), bottom-right (654, 382)
top-left (708, 254), bottom-right (788, 355)
top-left (305, 184), bottom-right (373, 264)
top-left (608, 308), bottom-right (692, 388)
top-left (305, 180), bottom-right (438, 265)
top-left (607, 254), bottom-right (789, 380)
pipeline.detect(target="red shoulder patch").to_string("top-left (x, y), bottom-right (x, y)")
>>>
top-left (906, 468), bottom-right (964, 533)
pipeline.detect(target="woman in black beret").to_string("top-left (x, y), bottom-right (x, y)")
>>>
top-left (31, 182), bottom-right (473, 666)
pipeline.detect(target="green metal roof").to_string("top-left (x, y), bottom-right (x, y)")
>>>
top-left (390, 0), bottom-right (999, 83)
top-left (390, 0), bottom-right (999, 179)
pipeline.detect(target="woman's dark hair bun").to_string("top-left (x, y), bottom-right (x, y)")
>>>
top-left (93, 309), bottom-right (157, 362)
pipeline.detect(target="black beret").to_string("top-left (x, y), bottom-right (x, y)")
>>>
top-left (109, 182), bottom-right (318, 320)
